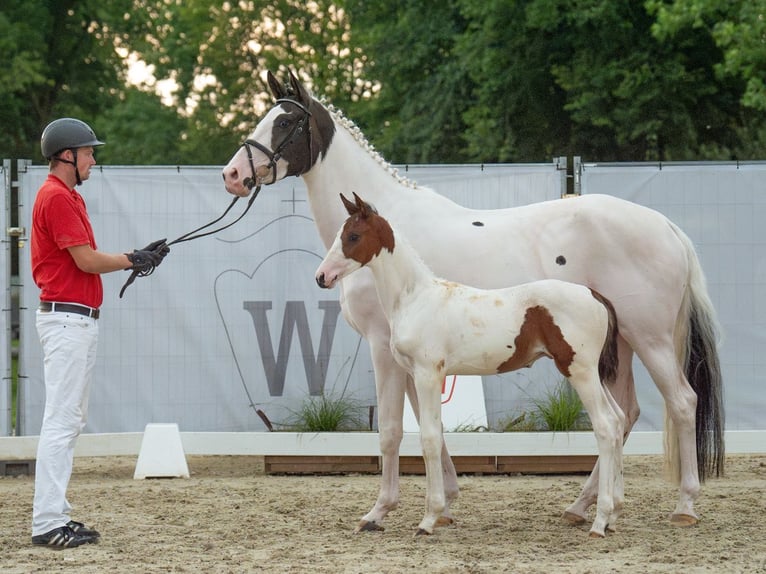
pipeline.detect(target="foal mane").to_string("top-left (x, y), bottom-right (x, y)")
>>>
top-left (317, 96), bottom-right (419, 190)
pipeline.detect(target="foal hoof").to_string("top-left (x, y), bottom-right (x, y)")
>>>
top-left (588, 530), bottom-right (606, 539)
top-left (435, 516), bottom-right (455, 528)
top-left (670, 513), bottom-right (698, 527)
top-left (562, 511), bottom-right (587, 525)
top-left (355, 520), bottom-right (385, 533)
top-left (415, 528), bottom-right (432, 537)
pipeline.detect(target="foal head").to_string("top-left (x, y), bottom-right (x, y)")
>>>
top-left (315, 192), bottom-right (395, 289)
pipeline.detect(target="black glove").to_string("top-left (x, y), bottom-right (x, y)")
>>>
top-left (126, 239), bottom-right (170, 271)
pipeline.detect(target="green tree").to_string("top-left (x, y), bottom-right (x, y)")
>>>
top-left (649, 0), bottom-right (766, 112)
top-left (0, 0), bottom-right (119, 161)
top-left (121, 0), bottom-right (364, 164)
top-left (464, 0), bottom-right (753, 161)
top-left (0, 0), bottom-right (179, 163)
top-left (340, 0), bottom-right (472, 163)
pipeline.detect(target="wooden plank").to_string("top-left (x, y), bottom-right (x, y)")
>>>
top-left (262, 454), bottom-right (598, 475)
top-left (497, 455), bottom-right (597, 474)
top-left (0, 459), bottom-right (36, 477)
top-left (264, 455), bottom-right (379, 475)
top-left (399, 456), bottom-right (497, 475)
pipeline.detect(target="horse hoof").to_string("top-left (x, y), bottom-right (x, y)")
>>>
top-left (355, 521), bottom-right (385, 533)
top-left (562, 511), bottom-right (587, 525)
top-left (670, 513), bottom-right (698, 527)
top-left (588, 530), bottom-right (606, 539)
top-left (435, 516), bottom-right (455, 528)
top-left (415, 528), bottom-right (432, 537)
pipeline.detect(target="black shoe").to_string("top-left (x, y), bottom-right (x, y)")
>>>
top-left (32, 525), bottom-right (98, 549)
top-left (67, 520), bottom-right (101, 538)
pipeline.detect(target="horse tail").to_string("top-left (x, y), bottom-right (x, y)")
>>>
top-left (590, 289), bottom-right (620, 385)
top-left (668, 222), bottom-right (725, 481)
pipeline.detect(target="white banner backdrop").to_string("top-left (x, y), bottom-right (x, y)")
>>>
top-left (580, 161), bottom-right (766, 431)
top-left (18, 163), bottom-right (564, 434)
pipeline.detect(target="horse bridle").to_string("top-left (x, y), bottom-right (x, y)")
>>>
top-left (240, 97), bottom-right (313, 190)
top-left (119, 98), bottom-right (314, 298)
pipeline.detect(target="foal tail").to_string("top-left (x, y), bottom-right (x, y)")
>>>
top-left (669, 222), bottom-right (725, 481)
top-left (590, 289), bottom-right (620, 385)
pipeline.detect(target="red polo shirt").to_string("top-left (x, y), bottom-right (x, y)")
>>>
top-left (31, 174), bottom-right (103, 308)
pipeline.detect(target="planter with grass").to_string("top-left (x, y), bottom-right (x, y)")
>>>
top-left (262, 383), bottom-right (599, 475)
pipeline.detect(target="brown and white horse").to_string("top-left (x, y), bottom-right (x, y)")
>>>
top-left (222, 70), bottom-right (723, 531)
top-left (316, 193), bottom-right (625, 537)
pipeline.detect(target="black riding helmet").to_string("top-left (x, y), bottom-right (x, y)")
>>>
top-left (40, 118), bottom-right (105, 185)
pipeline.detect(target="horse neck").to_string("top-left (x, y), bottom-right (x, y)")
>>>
top-left (366, 229), bottom-right (434, 319)
top-left (302, 113), bottom-right (417, 248)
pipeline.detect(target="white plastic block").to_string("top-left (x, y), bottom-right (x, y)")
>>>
top-left (133, 423), bottom-right (190, 479)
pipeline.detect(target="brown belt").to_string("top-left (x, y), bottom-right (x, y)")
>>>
top-left (39, 301), bottom-right (100, 320)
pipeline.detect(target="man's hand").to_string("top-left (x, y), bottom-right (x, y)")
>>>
top-left (126, 239), bottom-right (170, 272)
top-left (120, 239), bottom-right (171, 298)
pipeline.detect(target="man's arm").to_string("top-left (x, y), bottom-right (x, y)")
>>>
top-left (67, 244), bottom-right (132, 274)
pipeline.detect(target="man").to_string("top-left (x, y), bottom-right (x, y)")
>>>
top-left (30, 118), bottom-right (169, 549)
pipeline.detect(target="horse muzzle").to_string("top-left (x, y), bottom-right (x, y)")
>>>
top-left (315, 272), bottom-right (335, 289)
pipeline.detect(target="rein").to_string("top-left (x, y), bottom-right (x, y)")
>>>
top-left (118, 187), bottom-right (261, 298)
top-left (119, 97), bottom-right (313, 298)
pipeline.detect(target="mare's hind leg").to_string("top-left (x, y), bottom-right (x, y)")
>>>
top-left (638, 343), bottom-right (701, 525)
top-left (563, 338), bottom-right (638, 526)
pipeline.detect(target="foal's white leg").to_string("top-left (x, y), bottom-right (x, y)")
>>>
top-left (603, 382), bottom-right (626, 529)
top-left (413, 370), bottom-right (448, 536)
top-left (405, 375), bottom-right (459, 526)
top-left (564, 339), bottom-right (638, 525)
top-left (570, 369), bottom-right (624, 538)
top-left (356, 341), bottom-right (408, 532)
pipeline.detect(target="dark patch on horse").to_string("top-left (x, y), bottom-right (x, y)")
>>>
top-left (589, 289), bottom-right (620, 384)
top-left (556, 255), bottom-right (567, 265)
top-left (496, 305), bottom-right (575, 377)
top-left (340, 194), bottom-right (395, 265)
top-left (267, 71), bottom-right (335, 174)
top-left (472, 221), bottom-right (484, 227)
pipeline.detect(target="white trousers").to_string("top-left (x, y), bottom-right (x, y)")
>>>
top-left (32, 310), bottom-right (99, 536)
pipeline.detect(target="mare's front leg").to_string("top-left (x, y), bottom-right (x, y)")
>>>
top-left (355, 339), bottom-right (408, 532)
top-left (413, 370), bottom-right (447, 536)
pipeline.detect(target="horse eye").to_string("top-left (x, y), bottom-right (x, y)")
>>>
top-left (279, 119), bottom-right (290, 128)
top-left (348, 233), bottom-right (360, 242)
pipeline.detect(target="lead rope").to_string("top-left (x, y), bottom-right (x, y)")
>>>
top-left (119, 183), bottom-right (262, 298)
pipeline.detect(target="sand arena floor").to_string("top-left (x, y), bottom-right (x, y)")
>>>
top-left (0, 454), bottom-right (763, 573)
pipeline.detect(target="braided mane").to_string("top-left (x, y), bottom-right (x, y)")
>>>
top-left (318, 97), bottom-right (419, 190)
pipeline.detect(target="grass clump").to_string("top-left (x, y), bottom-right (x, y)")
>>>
top-left (499, 379), bottom-right (592, 432)
top-left (285, 393), bottom-right (366, 432)
top-left (532, 380), bottom-right (591, 431)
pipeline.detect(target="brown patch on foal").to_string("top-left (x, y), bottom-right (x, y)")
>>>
top-left (340, 211), bottom-right (395, 266)
top-left (497, 305), bottom-right (575, 377)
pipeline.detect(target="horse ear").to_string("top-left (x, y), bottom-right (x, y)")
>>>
top-left (352, 192), bottom-right (372, 217)
top-left (340, 193), bottom-right (358, 216)
top-left (289, 70), bottom-right (311, 107)
top-left (267, 71), bottom-right (285, 99)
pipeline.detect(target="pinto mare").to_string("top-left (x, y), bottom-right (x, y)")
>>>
top-left (221, 70), bottom-right (724, 530)
top-left (315, 193), bottom-right (626, 537)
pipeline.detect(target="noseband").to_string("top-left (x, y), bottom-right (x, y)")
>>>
top-left (240, 98), bottom-right (313, 190)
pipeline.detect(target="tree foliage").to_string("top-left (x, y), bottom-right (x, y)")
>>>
top-left (0, 0), bottom-right (132, 161)
top-left (1, 0), bottom-right (764, 165)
